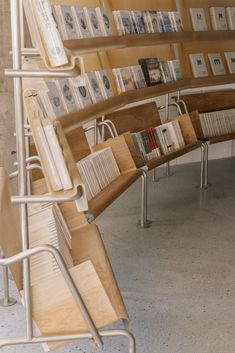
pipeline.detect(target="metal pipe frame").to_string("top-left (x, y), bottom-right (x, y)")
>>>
top-left (5, 69), bottom-right (79, 78)
top-left (139, 169), bottom-right (151, 228)
top-left (0, 250), bottom-right (17, 307)
top-left (200, 141), bottom-right (209, 189)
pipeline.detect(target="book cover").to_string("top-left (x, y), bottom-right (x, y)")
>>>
top-left (131, 11), bottom-right (147, 34)
top-left (226, 7), bottom-right (235, 30)
top-left (208, 53), bottom-right (226, 75)
top-left (224, 52), bottom-right (235, 73)
top-left (147, 11), bottom-right (162, 32)
top-left (60, 5), bottom-right (78, 40)
top-left (159, 61), bottom-right (173, 83)
top-left (46, 81), bottom-right (67, 117)
top-left (189, 8), bottom-right (208, 31)
top-left (145, 58), bottom-right (162, 85)
top-left (158, 11), bottom-right (173, 32)
top-left (85, 71), bottom-right (104, 103)
top-left (95, 7), bottom-right (113, 36)
top-left (143, 11), bottom-right (152, 33)
top-left (210, 7), bottom-right (228, 30)
top-left (113, 11), bottom-right (124, 35)
top-left (69, 76), bottom-right (93, 108)
top-left (130, 65), bottom-right (147, 88)
top-left (119, 67), bottom-right (136, 91)
top-left (119, 10), bottom-right (136, 34)
top-left (56, 78), bottom-right (78, 113)
top-left (84, 7), bottom-right (103, 37)
top-left (189, 53), bottom-right (208, 78)
top-left (95, 70), bottom-right (114, 98)
top-left (53, 5), bottom-right (67, 40)
top-left (168, 60), bottom-right (182, 80)
top-left (169, 11), bottom-right (183, 32)
top-left (73, 6), bottom-right (91, 38)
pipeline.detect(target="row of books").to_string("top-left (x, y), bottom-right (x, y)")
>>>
top-left (113, 10), bottom-right (183, 35)
top-left (28, 202), bottom-right (73, 286)
top-left (41, 70), bottom-right (113, 119)
top-left (52, 5), bottom-right (112, 40)
top-left (189, 52), bottom-right (235, 78)
top-left (76, 147), bottom-right (120, 201)
top-left (113, 59), bottom-right (182, 93)
top-left (190, 7), bottom-right (235, 31)
top-left (131, 120), bottom-right (185, 164)
top-left (199, 109), bottom-right (235, 138)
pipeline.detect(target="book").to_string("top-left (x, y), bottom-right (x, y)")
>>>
top-left (72, 6), bottom-right (92, 38)
top-left (85, 72), bottom-right (104, 103)
top-left (69, 76), bottom-right (93, 107)
top-left (189, 8), bottom-right (208, 31)
top-left (46, 81), bottom-right (67, 118)
top-left (224, 51), bottom-right (235, 74)
top-left (131, 11), bottom-right (147, 34)
top-left (159, 61), bottom-right (173, 83)
top-left (168, 60), bottom-right (182, 80)
top-left (59, 5), bottom-right (78, 40)
top-left (157, 12), bottom-right (173, 32)
top-left (119, 67), bottom-right (136, 91)
top-left (95, 7), bottom-right (112, 36)
top-left (130, 65), bottom-right (147, 88)
top-left (169, 11), bottom-right (183, 32)
top-left (95, 70), bottom-right (114, 98)
top-left (84, 7), bottom-right (103, 37)
top-left (56, 78), bottom-right (78, 113)
top-left (147, 11), bottom-right (162, 33)
top-left (139, 58), bottom-right (162, 86)
top-left (208, 53), bottom-right (226, 75)
top-left (30, 0), bottom-right (68, 67)
top-left (189, 53), bottom-right (208, 78)
top-left (226, 7), bottom-right (235, 30)
top-left (210, 7), bottom-right (228, 30)
top-left (118, 10), bottom-right (136, 34)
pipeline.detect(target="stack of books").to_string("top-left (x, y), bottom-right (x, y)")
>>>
top-left (28, 202), bottom-right (73, 286)
top-left (113, 58), bottom-right (182, 93)
top-left (52, 5), bottom-right (113, 39)
top-left (199, 109), bottom-right (235, 138)
top-left (189, 7), bottom-right (235, 31)
top-left (40, 70), bottom-right (113, 119)
top-left (113, 10), bottom-right (183, 34)
top-left (131, 120), bottom-right (185, 163)
top-left (76, 147), bottom-right (121, 201)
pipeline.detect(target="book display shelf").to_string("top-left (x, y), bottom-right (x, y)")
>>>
top-left (2, 0), bottom-right (235, 352)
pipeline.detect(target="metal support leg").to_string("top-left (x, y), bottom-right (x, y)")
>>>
top-left (138, 170), bottom-right (151, 228)
top-left (204, 142), bottom-right (209, 189)
top-left (200, 142), bottom-right (210, 190)
top-left (0, 251), bottom-right (17, 307)
top-left (152, 168), bottom-right (158, 182)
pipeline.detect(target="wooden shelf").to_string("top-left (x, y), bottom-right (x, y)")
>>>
top-left (64, 31), bottom-right (235, 55)
top-left (209, 133), bottom-right (235, 144)
top-left (190, 75), bottom-right (235, 89)
top-left (60, 79), bottom-right (191, 132)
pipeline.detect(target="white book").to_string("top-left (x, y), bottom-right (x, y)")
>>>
top-left (42, 121), bottom-right (73, 190)
top-left (208, 53), bottom-right (226, 75)
top-left (167, 122), bottom-right (181, 149)
top-left (210, 7), bottom-right (228, 30)
top-left (168, 60), bottom-right (182, 80)
top-left (226, 7), bottom-right (235, 30)
top-left (169, 11), bottom-right (183, 32)
top-left (112, 11), bottom-right (124, 35)
top-left (224, 52), bottom-right (235, 73)
top-left (84, 7), bottom-right (103, 37)
top-left (72, 6), bottom-right (91, 38)
top-left (130, 65), bottom-right (147, 88)
top-left (56, 78), bottom-right (78, 113)
top-left (69, 76), bottom-right (93, 108)
top-left (31, 0), bottom-right (68, 67)
top-left (85, 72), bottom-right (105, 103)
top-left (189, 53), bottom-right (208, 78)
top-left (143, 11), bottom-right (152, 33)
top-left (189, 8), bottom-right (208, 31)
top-left (147, 11), bottom-right (162, 33)
top-left (112, 68), bottom-right (125, 93)
top-left (159, 61), bottom-right (173, 83)
top-left (59, 5), bottom-right (78, 40)
top-left (46, 81), bottom-right (67, 118)
top-left (118, 10), bottom-right (136, 34)
top-left (157, 11), bottom-right (173, 32)
top-left (130, 11), bottom-right (147, 34)
top-left (95, 7), bottom-right (112, 36)
top-left (95, 70), bottom-right (114, 98)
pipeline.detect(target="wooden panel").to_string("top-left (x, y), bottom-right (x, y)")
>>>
top-left (71, 223), bottom-right (129, 320)
top-left (210, 132), bottom-right (235, 144)
top-left (188, 110), bottom-right (204, 139)
top-left (0, 168), bottom-right (22, 290)
top-left (182, 89), bottom-right (235, 113)
top-left (88, 169), bottom-right (141, 217)
top-left (93, 134), bottom-right (137, 172)
top-left (66, 126), bottom-right (91, 162)
top-left (30, 260), bottom-right (119, 350)
top-left (105, 102), bottom-right (161, 136)
top-left (109, 0), bottom-right (176, 11)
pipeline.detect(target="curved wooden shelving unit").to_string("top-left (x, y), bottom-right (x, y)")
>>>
top-left (64, 31), bottom-right (235, 55)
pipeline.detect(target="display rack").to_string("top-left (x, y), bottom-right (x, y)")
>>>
top-left (0, 1), bottom-right (136, 352)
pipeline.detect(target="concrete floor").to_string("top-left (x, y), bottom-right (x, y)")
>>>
top-left (1, 157), bottom-right (235, 353)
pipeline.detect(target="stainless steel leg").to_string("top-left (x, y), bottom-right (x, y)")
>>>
top-left (152, 168), bottom-right (158, 182)
top-left (139, 170), bottom-right (151, 228)
top-left (200, 143), bottom-right (205, 189)
top-left (0, 251), bottom-right (17, 307)
top-left (204, 142), bottom-right (209, 188)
